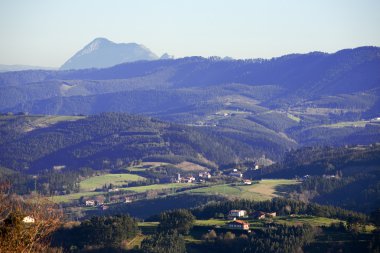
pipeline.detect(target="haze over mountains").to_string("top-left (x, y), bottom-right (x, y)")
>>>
top-left (0, 64), bottom-right (57, 72)
top-left (0, 44), bottom-right (379, 164)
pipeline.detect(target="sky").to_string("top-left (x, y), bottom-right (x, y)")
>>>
top-left (0, 0), bottom-right (379, 67)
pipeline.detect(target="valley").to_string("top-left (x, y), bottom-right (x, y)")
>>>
top-left (0, 47), bottom-right (379, 253)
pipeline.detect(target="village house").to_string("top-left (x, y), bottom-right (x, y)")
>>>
top-left (243, 179), bottom-right (252, 185)
top-left (198, 171), bottom-right (211, 179)
top-left (96, 200), bottom-right (104, 206)
top-left (228, 209), bottom-right (247, 218)
top-left (229, 171), bottom-right (243, 178)
top-left (323, 174), bottom-right (337, 179)
top-left (227, 220), bottom-right (250, 230)
top-left (252, 211), bottom-right (266, 220)
top-left (266, 212), bottom-right (277, 218)
top-left (22, 216), bottom-right (35, 223)
top-left (99, 205), bottom-right (109, 211)
top-left (85, 200), bottom-right (96, 206)
top-left (53, 165), bottom-right (66, 171)
top-left (182, 176), bottom-right (196, 183)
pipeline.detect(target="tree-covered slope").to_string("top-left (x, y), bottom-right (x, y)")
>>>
top-left (0, 113), bottom-right (294, 172)
top-left (252, 144), bottom-right (380, 213)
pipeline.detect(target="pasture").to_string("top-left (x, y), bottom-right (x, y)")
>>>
top-left (187, 179), bottom-right (299, 201)
top-left (80, 173), bottom-right (146, 191)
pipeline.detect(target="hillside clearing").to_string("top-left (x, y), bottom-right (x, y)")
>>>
top-left (80, 173), bottom-right (146, 191)
top-left (187, 179), bottom-right (299, 200)
top-left (126, 183), bottom-right (192, 193)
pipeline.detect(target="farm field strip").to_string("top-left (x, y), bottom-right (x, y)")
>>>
top-left (186, 179), bottom-right (298, 201)
top-left (80, 173), bottom-right (146, 191)
top-left (52, 178), bottom-right (298, 203)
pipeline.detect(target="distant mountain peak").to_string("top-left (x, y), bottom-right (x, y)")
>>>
top-left (79, 38), bottom-right (114, 56)
top-left (160, 53), bottom-right (174, 60)
top-left (60, 38), bottom-right (159, 70)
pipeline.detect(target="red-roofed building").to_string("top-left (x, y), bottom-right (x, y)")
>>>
top-left (227, 220), bottom-right (249, 230)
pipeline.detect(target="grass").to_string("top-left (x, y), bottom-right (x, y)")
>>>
top-left (287, 113), bottom-right (301, 122)
top-left (80, 173), bottom-right (146, 191)
top-left (138, 222), bottom-right (159, 227)
top-left (52, 179), bottom-right (298, 204)
top-left (187, 179), bottom-right (299, 201)
top-left (126, 183), bottom-right (191, 193)
top-left (274, 215), bottom-right (343, 227)
top-left (126, 167), bottom-right (149, 172)
top-left (196, 216), bottom-right (346, 229)
top-left (50, 191), bottom-right (105, 203)
top-left (195, 219), bottom-right (229, 227)
top-left (41, 115), bottom-right (86, 124)
top-left (125, 234), bottom-right (146, 249)
top-left (51, 182), bottom-right (193, 203)
top-left (320, 120), bottom-right (369, 128)
top-left (176, 161), bottom-right (208, 171)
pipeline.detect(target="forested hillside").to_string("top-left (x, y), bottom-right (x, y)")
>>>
top-left (0, 113), bottom-right (289, 172)
top-left (249, 145), bottom-right (380, 213)
top-left (1, 47), bottom-right (379, 152)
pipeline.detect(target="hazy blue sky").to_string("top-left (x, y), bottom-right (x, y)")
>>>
top-left (0, 0), bottom-right (379, 67)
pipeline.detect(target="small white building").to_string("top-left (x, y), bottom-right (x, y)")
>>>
top-left (199, 172), bottom-right (211, 179)
top-left (230, 172), bottom-right (243, 178)
top-left (243, 180), bottom-right (252, 185)
top-left (53, 165), bottom-right (66, 171)
top-left (85, 200), bottom-right (96, 206)
top-left (228, 209), bottom-right (247, 218)
top-left (182, 176), bottom-right (196, 183)
top-left (22, 216), bottom-right (35, 223)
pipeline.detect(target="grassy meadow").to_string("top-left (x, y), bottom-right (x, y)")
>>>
top-left (80, 173), bottom-right (146, 191)
top-left (187, 179), bottom-right (299, 201)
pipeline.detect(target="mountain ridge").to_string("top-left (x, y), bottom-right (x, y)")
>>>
top-left (0, 46), bottom-right (379, 155)
top-left (60, 37), bottom-right (159, 70)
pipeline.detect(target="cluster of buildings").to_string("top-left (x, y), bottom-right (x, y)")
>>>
top-left (85, 199), bottom-right (102, 207)
top-left (85, 196), bottom-right (133, 208)
top-left (225, 209), bottom-right (277, 230)
top-left (229, 169), bottom-right (243, 178)
top-left (175, 172), bottom-right (212, 183)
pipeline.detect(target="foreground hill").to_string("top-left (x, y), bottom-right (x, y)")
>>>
top-left (0, 113), bottom-right (294, 171)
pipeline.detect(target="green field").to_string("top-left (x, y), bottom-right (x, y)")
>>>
top-left (287, 113), bottom-right (301, 122)
top-left (194, 219), bottom-right (229, 227)
top-left (50, 191), bottom-right (106, 203)
top-left (39, 115), bottom-right (86, 124)
top-left (52, 178), bottom-right (298, 204)
top-left (195, 216), bottom-right (345, 229)
top-left (187, 179), bottom-right (299, 201)
top-left (274, 215), bottom-right (343, 227)
top-left (80, 173), bottom-right (146, 191)
top-left (139, 216), bottom-right (341, 232)
top-left (126, 183), bottom-right (192, 193)
top-left (52, 181), bottom-right (191, 203)
top-left (320, 120), bottom-right (369, 128)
